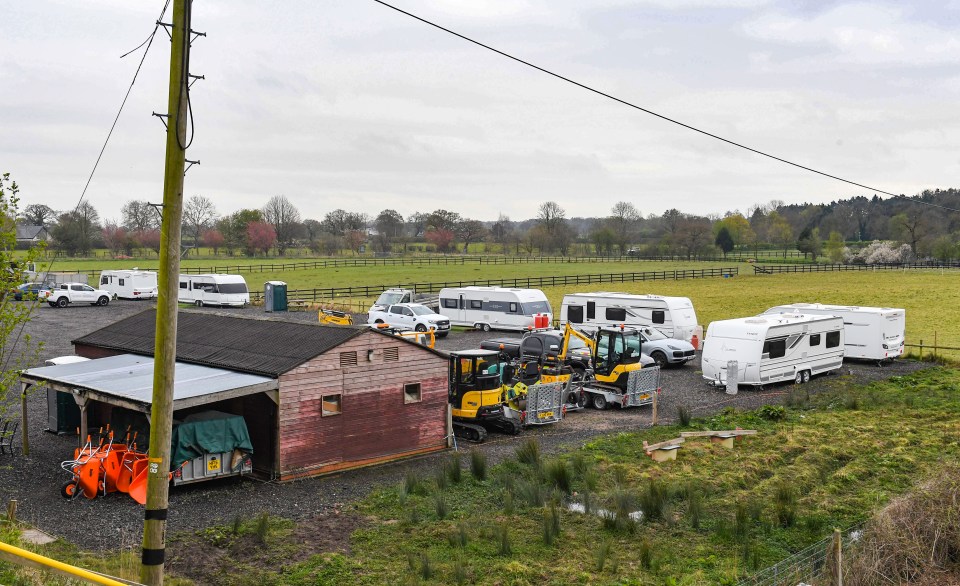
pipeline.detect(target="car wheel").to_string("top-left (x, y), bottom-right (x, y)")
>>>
top-left (374, 319), bottom-right (384, 324)
top-left (795, 371), bottom-right (804, 384)
top-left (801, 370), bottom-right (811, 384)
top-left (56, 297), bottom-right (68, 308)
top-left (415, 324), bottom-right (427, 332)
top-left (651, 351), bottom-right (667, 368)
top-left (591, 394), bottom-right (607, 410)
top-left (481, 323), bottom-right (492, 332)
top-left (96, 296), bottom-right (109, 306)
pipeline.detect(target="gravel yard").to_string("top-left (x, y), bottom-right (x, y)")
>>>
top-left (0, 301), bottom-right (928, 551)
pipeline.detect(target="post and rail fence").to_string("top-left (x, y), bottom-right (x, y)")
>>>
top-left (753, 261), bottom-right (960, 275)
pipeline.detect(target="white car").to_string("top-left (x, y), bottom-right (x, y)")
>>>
top-left (368, 303), bottom-right (451, 337)
top-left (47, 282), bottom-right (113, 308)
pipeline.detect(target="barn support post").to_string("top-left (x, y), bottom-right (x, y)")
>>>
top-left (20, 382), bottom-right (30, 456)
top-left (72, 393), bottom-right (89, 442)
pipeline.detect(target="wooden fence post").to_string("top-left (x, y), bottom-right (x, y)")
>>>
top-left (6, 499), bottom-right (16, 523)
top-left (833, 528), bottom-right (842, 586)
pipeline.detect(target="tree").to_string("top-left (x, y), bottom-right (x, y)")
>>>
top-left (1, 173), bottom-right (46, 423)
top-left (536, 201), bottom-right (566, 234)
top-left (931, 234), bottom-right (958, 262)
top-left (825, 231), bottom-right (846, 263)
top-left (609, 201), bottom-right (640, 253)
top-left (374, 209), bottom-right (404, 253)
top-left (262, 195), bottom-right (301, 256)
top-left (344, 229), bottom-right (366, 255)
top-left (121, 200), bottom-right (158, 233)
top-left (796, 227), bottom-right (823, 261)
top-left (490, 213), bottom-right (513, 251)
top-left (20, 203), bottom-right (57, 227)
top-left (246, 221), bottom-right (277, 256)
top-left (182, 195), bottom-right (218, 254)
top-left (426, 209), bottom-right (461, 232)
top-left (136, 228), bottom-right (162, 254)
top-left (766, 211), bottom-right (795, 256)
top-left (322, 209), bottom-right (367, 236)
top-left (889, 212), bottom-right (927, 255)
top-left (102, 223), bottom-right (131, 257)
top-left (407, 212), bottom-right (428, 239)
top-left (201, 229), bottom-right (224, 255)
top-left (302, 219), bottom-right (323, 242)
top-left (217, 209), bottom-right (262, 255)
top-left (457, 219), bottom-right (486, 253)
top-left (714, 226), bottom-right (734, 258)
top-left (674, 216), bottom-right (713, 259)
top-left (51, 201), bottom-right (100, 256)
top-left (715, 213), bottom-right (755, 249)
top-left (590, 225), bottom-right (617, 256)
top-left (425, 228), bottom-right (455, 253)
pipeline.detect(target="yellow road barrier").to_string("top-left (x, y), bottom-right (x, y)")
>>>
top-left (0, 540), bottom-right (141, 586)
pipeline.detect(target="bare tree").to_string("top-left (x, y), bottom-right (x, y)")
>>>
top-left (262, 195), bottom-right (302, 256)
top-left (457, 219), bottom-right (487, 253)
top-left (609, 201), bottom-right (640, 254)
top-left (537, 201), bottom-right (566, 235)
top-left (121, 200), bottom-right (159, 233)
top-left (182, 195), bottom-right (218, 254)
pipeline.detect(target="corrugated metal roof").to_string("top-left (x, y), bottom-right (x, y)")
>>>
top-left (21, 353), bottom-right (276, 409)
top-left (72, 309), bottom-right (365, 377)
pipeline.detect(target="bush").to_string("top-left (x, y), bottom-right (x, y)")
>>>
top-left (516, 438), bottom-right (541, 467)
top-left (639, 477), bottom-right (669, 522)
top-left (516, 479), bottom-right (547, 508)
top-left (758, 405), bottom-right (787, 421)
top-left (433, 492), bottom-right (449, 520)
top-left (774, 484), bottom-right (798, 528)
top-left (497, 524), bottom-right (512, 556)
top-left (469, 450), bottom-right (487, 481)
top-left (448, 523), bottom-right (468, 548)
top-left (595, 539), bottom-right (613, 571)
top-left (447, 453), bottom-right (463, 484)
top-left (545, 460), bottom-right (573, 494)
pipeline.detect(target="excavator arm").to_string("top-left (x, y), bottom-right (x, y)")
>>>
top-left (559, 322), bottom-right (597, 361)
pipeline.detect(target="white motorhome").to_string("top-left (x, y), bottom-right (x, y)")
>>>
top-left (559, 292), bottom-right (699, 343)
top-left (701, 313), bottom-right (844, 387)
top-left (438, 286), bottom-right (552, 332)
top-left (178, 274), bottom-right (250, 307)
top-left (761, 303), bottom-right (905, 362)
top-left (98, 269), bottom-right (158, 300)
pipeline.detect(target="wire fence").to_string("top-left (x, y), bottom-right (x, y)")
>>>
top-left (737, 524), bottom-right (863, 586)
top-left (252, 266), bottom-right (739, 302)
top-left (753, 262), bottom-right (960, 275)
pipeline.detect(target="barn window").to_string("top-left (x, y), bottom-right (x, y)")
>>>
top-left (339, 351), bottom-right (358, 368)
top-left (404, 383), bottom-right (422, 404)
top-left (321, 394), bottom-right (341, 416)
top-left (384, 347), bottom-right (399, 362)
top-left (809, 334), bottom-right (821, 346)
top-left (826, 331), bottom-right (841, 348)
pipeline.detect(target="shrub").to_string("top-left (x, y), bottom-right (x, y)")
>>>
top-left (595, 539), bottom-right (613, 572)
top-left (452, 559), bottom-right (467, 585)
top-left (254, 512), bottom-right (270, 544)
top-left (497, 524), bottom-right (512, 556)
top-left (639, 477), bottom-right (669, 522)
top-left (639, 537), bottom-right (654, 570)
top-left (448, 523), bottom-right (468, 548)
top-left (435, 465), bottom-right (450, 490)
top-left (687, 490), bottom-right (703, 530)
top-left (545, 460), bottom-right (573, 494)
top-left (231, 514), bottom-right (243, 535)
top-left (447, 453), bottom-right (463, 484)
top-left (516, 479), bottom-right (547, 508)
top-left (611, 464), bottom-right (629, 486)
top-left (419, 552), bottom-right (433, 580)
top-left (758, 405), bottom-right (787, 421)
top-left (602, 489), bottom-right (637, 534)
top-left (774, 484), bottom-right (798, 528)
top-left (433, 491), bottom-right (449, 520)
top-left (503, 489), bottom-right (515, 515)
top-left (470, 450), bottom-right (487, 481)
top-left (571, 452), bottom-right (589, 478)
top-left (844, 394), bottom-right (861, 410)
top-left (404, 471), bottom-right (422, 495)
top-left (516, 438), bottom-right (541, 467)
top-left (677, 404), bottom-right (692, 426)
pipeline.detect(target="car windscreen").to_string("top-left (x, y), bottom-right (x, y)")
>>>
top-left (218, 283), bottom-right (247, 294)
top-left (377, 292), bottom-right (404, 305)
top-left (521, 301), bottom-right (551, 315)
top-left (410, 305), bottom-right (435, 316)
top-left (641, 327), bottom-right (668, 341)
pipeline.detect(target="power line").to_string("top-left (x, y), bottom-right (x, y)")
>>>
top-left (370, 0), bottom-right (943, 207)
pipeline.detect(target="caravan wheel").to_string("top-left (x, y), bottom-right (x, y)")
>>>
top-left (481, 323), bottom-right (491, 332)
top-left (801, 370), bottom-right (811, 384)
top-left (195, 300), bottom-right (203, 307)
top-left (794, 371), bottom-right (804, 384)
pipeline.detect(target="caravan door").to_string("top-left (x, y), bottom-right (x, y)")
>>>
top-left (458, 294), bottom-right (468, 323)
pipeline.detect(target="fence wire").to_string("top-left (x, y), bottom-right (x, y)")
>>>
top-left (737, 524), bottom-right (864, 586)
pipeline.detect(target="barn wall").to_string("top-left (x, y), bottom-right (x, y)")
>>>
top-left (277, 331), bottom-right (448, 480)
top-left (74, 344), bottom-right (124, 360)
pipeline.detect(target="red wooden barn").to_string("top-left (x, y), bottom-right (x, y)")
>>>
top-left (71, 309), bottom-right (450, 480)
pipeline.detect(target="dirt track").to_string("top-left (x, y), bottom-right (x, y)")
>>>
top-left (0, 301), bottom-right (927, 550)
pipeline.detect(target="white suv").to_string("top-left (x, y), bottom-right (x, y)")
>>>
top-left (368, 303), bottom-right (451, 337)
top-left (47, 283), bottom-right (113, 308)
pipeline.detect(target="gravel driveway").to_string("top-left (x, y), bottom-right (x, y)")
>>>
top-left (0, 301), bottom-right (927, 550)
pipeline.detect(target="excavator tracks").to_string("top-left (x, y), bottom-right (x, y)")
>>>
top-left (453, 422), bottom-right (488, 443)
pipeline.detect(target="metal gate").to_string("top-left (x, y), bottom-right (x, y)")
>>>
top-left (623, 367), bottom-right (661, 407)
top-left (524, 382), bottom-right (565, 425)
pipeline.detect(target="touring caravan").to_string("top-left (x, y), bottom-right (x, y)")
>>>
top-left (761, 303), bottom-right (905, 362)
top-left (438, 286), bottom-right (552, 332)
top-left (559, 292), bottom-right (699, 343)
top-left (98, 269), bottom-right (159, 300)
top-left (701, 313), bottom-right (844, 387)
top-left (178, 274), bottom-right (250, 307)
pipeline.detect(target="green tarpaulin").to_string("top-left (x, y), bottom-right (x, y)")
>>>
top-left (171, 411), bottom-right (253, 468)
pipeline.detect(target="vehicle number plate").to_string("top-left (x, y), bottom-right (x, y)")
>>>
top-left (207, 457), bottom-right (220, 472)
top-left (537, 411), bottom-right (554, 419)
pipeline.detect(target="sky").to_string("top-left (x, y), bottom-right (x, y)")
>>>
top-left (3, 0), bottom-right (960, 224)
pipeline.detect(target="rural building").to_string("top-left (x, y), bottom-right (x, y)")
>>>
top-left (38, 310), bottom-right (451, 480)
top-left (15, 224), bottom-right (50, 245)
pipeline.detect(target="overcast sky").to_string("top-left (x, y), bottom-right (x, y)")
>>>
top-left (3, 1), bottom-right (959, 224)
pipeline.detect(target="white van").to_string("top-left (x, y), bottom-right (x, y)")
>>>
top-left (178, 274), bottom-right (250, 307)
top-left (438, 286), bottom-right (552, 332)
top-left (761, 303), bottom-right (905, 362)
top-left (98, 269), bottom-right (159, 300)
top-left (701, 313), bottom-right (844, 387)
top-left (559, 292), bottom-right (699, 343)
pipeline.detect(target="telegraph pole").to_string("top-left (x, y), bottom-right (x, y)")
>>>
top-left (141, 0), bottom-right (190, 583)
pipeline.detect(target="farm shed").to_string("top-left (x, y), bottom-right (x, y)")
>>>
top-left (41, 309), bottom-right (450, 480)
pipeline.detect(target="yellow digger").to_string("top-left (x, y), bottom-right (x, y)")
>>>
top-left (447, 349), bottom-right (521, 442)
top-left (318, 308), bottom-right (354, 326)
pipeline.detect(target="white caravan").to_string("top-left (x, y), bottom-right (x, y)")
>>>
top-left (98, 269), bottom-right (159, 300)
top-left (701, 313), bottom-right (844, 387)
top-left (438, 286), bottom-right (552, 332)
top-left (559, 292), bottom-right (699, 343)
top-left (178, 274), bottom-right (250, 307)
top-left (761, 303), bottom-right (905, 362)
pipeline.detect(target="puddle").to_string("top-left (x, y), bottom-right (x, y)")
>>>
top-left (566, 501), bottom-right (643, 521)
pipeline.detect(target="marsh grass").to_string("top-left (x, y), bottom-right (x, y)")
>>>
top-left (470, 450), bottom-right (487, 481)
top-left (545, 459), bottom-right (573, 494)
top-left (447, 453), bottom-right (463, 484)
top-left (677, 404), bottom-right (692, 426)
top-left (516, 438), bottom-right (541, 468)
top-left (595, 539), bottom-right (613, 572)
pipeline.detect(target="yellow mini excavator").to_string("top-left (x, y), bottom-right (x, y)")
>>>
top-left (447, 349), bottom-right (521, 442)
top-left (318, 308), bottom-right (354, 326)
top-left (556, 323), bottom-right (649, 409)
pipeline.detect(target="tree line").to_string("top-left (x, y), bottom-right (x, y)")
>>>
top-left (17, 188), bottom-right (960, 260)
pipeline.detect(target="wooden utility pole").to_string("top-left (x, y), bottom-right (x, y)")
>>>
top-left (141, 0), bottom-right (189, 583)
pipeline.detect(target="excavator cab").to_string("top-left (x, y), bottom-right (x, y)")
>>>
top-left (591, 326), bottom-right (643, 390)
top-left (448, 350), bottom-right (512, 442)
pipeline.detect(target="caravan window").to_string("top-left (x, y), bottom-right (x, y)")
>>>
top-left (470, 300), bottom-right (482, 309)
top-left (442, 298), bottom-right (457, 309)
top-left (763, 338), bottom-right (786, 359)
top-left (101, 277), bottom-right (108, 285)
top-left (826, 331), bottom-right (841, 348)
top-left (567, 305), bottom-right (584, 323)
top-left (809, 334), bottom-right (821, 346)
top-left (118, 278), bottom-right (125, 286)
top-left (180, 281), bottom-right (187, 289)
top-left (652, 310), bottom-right (665, 324)
top-left (587, 301), bottom-right (596, 319)
top-left (522, 301), bottom-right (551, 315)
top-left (605, 307), bottom-right (627, 321)
top-left (509, 302), bottom-right (518, 313)
top-left (218, 283), bottom-right (247, 294)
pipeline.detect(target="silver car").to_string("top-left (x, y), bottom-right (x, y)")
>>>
top-left (636, 326), bottom-right (696, 367)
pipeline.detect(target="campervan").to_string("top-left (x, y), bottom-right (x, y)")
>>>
top-left (178, 274), bottom-right (249, 307)
top-left (701, 313), bottom-right (844, 387)
top-left (98, 269), bottom-right (159, 300)
top-left (761, 303), bottom-right (905, 362)
top-left (559, 292), bottom-right (699, 343)
top-left (438, 286), bottom-right (552, 332)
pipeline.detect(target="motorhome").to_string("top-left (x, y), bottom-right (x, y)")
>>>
top-left (98, 269), bottom-right (158, 300)
top-left (438, 286), bottom-right (552, 332)
top-left (177, 274), bottom-right (250, 307)
top-left (761, 303), bottom-right (905, 362)
top-left (559, 292), bottom-right (699, 343)
top-left (701, 313), bottom-right (844, 387)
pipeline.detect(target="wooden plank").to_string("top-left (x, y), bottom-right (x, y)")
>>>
top-left (643, 437), bottom-right (685, 452)
top-left (679, 430), bottom-right (757, 438)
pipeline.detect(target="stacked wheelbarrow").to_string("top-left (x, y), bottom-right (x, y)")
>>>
top-left (60, 426), bottom-right (151, 505)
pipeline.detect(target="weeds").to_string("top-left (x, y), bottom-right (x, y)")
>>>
top-left (638, 537), bottom-right (654, 570)
top-left (758, 405), bottom-right (787, 421)
top-left (844, 394), bottom-right (861, 410)
top-left (774, 484), bottom-right (798, 528)
top-left (516, 438), bottom-right (541, 468)
top-left (516, 479), bottom-right (546, 508)
top-left (452, 559), bottom-right (467, 585)
top-left (687, 489), bottom-right (703, 530)
top-left (447, 453), bottom-right (463, 484)
top-left (677, 404), bottom-right (692, 426)
top-left (545, 459), bottom-right (573, 494)
top-left (734, 501), bottom-right (749, 540)
top-left (470, 450), bottom-right (487, 481)
top-left (610, 464), bottom-right (629, 486)
top-left (497, 524), bottom-right (512, 556)
top-left (582, 468), bottom-right (600, 492)
top-left (404, 471), bottom-right (422, 496)
top-left (433, 491), bottom-right (449, 520)
top-left (582, 489), bottom-right (593, 514)
top-left (435, 465), bottom-right (450, 490)
top-left (419, 552), bottom-right (433, 580)
top-left (254, 512), bottom-right (270, 544)
top-left (785, 387), bottom-right (810, 409)
top-left (602, 489), bottom-right (637, 533)
top-left (503, 489), bottom-right (515, 515)
top-left (231, 514), bottom-right (243, 535)
top-left (571, 452), bottom-right (589, 478)
top-left (639, 477), bottom-right (669, 522)
top-left (595, 539), bottom-right (613, 572)
top-left (448, 523), bottom-right (468, 548)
